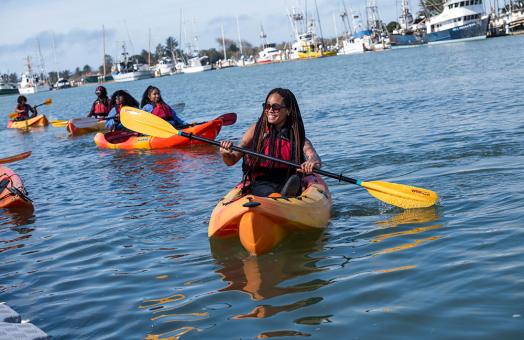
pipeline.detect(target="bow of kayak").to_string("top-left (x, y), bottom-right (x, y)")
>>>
top-left (0, 166), bottom-right (33, 209)
top-left (94, 119), bottom-right (223, 150)
top-left (67, 118), bottom-right (107, 136)
top-left (209, 174), bottom-right (332, 255)
top-left (7, 115), bottom-right (49, 129)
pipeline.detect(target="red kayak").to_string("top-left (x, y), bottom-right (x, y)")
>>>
top-left (0, 166), bottom-right (33, 209)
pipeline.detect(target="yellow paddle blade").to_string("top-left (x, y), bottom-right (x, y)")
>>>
top-left (120, 106), bottom-right (178, 138)
top-left (43, 98), bottom-right (52, 105)
top-left (360, 181), bottom-right (439, 209)
top-left (50, 120), bottom-right (68, 127)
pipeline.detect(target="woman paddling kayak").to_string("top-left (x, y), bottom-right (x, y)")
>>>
top-left (219, 88), bottom-right (321, 197)
top-left (12, 95), bottom-right (37, 121)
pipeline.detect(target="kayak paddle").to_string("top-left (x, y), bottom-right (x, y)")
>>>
top-left (0, 151), bottom-right (32, 164)
top-left (120, 107), bottom-right (438, 209)
top-left (51, 120), bottom-right (68, 127)
top-left (8, 98), bottom-right (53, 119)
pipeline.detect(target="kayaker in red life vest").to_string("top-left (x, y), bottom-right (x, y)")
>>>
top-left (140, 86), bottom-right (185, 127)
top-left (105, 90), bottom-right (140, 131)
top-left (219, 88), bottom-right (321, 197)
top-left (87, 86), bottom-right (111, 118)
top-left (13, 95), bottom-right (37, 121)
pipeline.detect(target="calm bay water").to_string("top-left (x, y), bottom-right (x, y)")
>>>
top-left (1, 35), bottom-right (523, 339)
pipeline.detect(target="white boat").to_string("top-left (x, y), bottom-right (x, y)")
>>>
top-left (236, 56), bottom-right (256, 67)
top-left (256, 45), bottom-right (283, 63)
top-left (153, 57), bottom-right (175, 77)
top-left (18, 57), bottom-right (38, 95)
top-left (111, 43), bottom-right (154, 82)
top-left (181, 56), bottom-right (212, 74)
top-left (337, 6), bottom-right (366, 55)
top-left (426, 0), bottom-right (489, 44)
top-left (52, 78), bottom-right (71, 90)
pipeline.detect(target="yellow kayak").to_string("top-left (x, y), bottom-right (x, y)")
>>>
top-left (209, 174), bottom-right (332, 255)
top-left (7, 115), bottom-right (49, 129)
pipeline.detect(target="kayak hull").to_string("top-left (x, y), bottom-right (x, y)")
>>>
top-left (67, 119), bottom-right (107, 136)
top-left (7, 115), bottom-right (49, 129)
top-left (93, 119), bottom-right (223, 149)
top-left (209, 174), bottom-right (332, 255)
top-left (0, 166), bottom-right (33, 209)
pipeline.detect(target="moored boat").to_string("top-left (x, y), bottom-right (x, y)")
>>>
top-left (0, 82), bottom-right (19, 96)
top-left (0, 166), bottom-right (33, 209)
top-left (111, 43), bottom-right (154, 82)
top-left (94, 118), bottom-right (223, 149)
top-left (7, 114), bottom-right (49, 129)
top-left (426, 0), bottom-right (489, 44)
top-left (208, 174), bottom-right (332, 255)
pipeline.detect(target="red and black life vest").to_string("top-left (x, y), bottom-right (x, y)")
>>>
top-left (14, 104), bottom-right (31, 120)
top-left (244, 127), bottom-right (299, 183)
top-left (92, 98), bottom-right (110, 117)
top-left (151, 103), bottom-right (173, 120)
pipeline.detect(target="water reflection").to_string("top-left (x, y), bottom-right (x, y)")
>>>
top-left (210, 231), bottom-right (331, 322)
top-left (0, 208), bottom-right (36, 254)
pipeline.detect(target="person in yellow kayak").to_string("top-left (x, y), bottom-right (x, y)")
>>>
top-left (87, 86), bottom-right (111, 118)
top-left (140, 86), bottom-right (185, 127)
top-left (105, 90), bottom-right (140, 131)
top-left (13, 95), bottom-right (37, 121)
top-left (219, 88), bottom-right (321, 197)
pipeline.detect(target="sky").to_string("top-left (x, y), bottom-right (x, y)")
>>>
top-left (0, 0), bottom-right (416, 75)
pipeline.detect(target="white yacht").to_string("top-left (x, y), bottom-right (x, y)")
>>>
top-left (337, 8), bottom-right (366, 55)
top-left (111, 43), bottom-right (154, 82)
top-left (181, 56), bottom-right (212, 74)
top-left (426, 0), bottom-right (489, 44)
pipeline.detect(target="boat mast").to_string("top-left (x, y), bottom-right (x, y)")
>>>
top-left (221, 24), bottom-right (227, 61)
top-left (102, 25), bottom-right (106, 82)
top-left (52, 32), bottom-right (59, 82)
top-left (236, 15), bottom-right (243, 56)
top-left (148, 28), bottom-right (151, 66)
top-left (314, 0), bottom-right (325, 50)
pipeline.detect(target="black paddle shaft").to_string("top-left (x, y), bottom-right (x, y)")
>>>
top-left (179, 131), bottom-right (358, 184)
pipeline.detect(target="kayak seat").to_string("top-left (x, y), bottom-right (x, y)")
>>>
top-left (280, 174), bottom-right (302, 198)
top-left (105, 131), bottom-right (140, 144)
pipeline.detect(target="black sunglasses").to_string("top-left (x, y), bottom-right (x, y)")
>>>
top-left (262, 103), bottom-right (287, 112)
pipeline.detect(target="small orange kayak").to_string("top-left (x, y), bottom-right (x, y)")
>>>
top-left (0, 166), bottom-right (33, 209)
top-left (93, 119), bottom-right (223, 149)
top-left (7, 114), bottom-right (49, 129)
top-left (209, 174), bottom-right (332, 255)
top-left (67, 117), bottom-right (107, 136)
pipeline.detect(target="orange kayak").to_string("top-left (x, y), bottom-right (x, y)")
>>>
top-left (7, 114), bottom-right (49, 129)
top-left (67, 117), bottom-right (107, 136)
top-left (0, 166), bottom-right (33, 209)
top-left (209, 174), bottom-right (332, 255)
top-left (93, 119), bottom-right (223, 149)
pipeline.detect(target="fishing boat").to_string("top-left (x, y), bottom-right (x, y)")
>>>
top-left (288, 6), bottom-right (337, 59)
top-left (390, 0), bottom-right (428, 48)
top-left (363, 0), bottom-right (391, 51)
top-left (18, 57), bottom-right (38, 95)
top-left (425, 0), bottom-right (489, 44)
top-left (337, 6), bottom-right (366, 55)
top-left (255, 26), bottom-right (284, 63)
top-left (0, 82), bottom-right (18, 96)
top-left (111, 43), bottom-right (154, 82)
